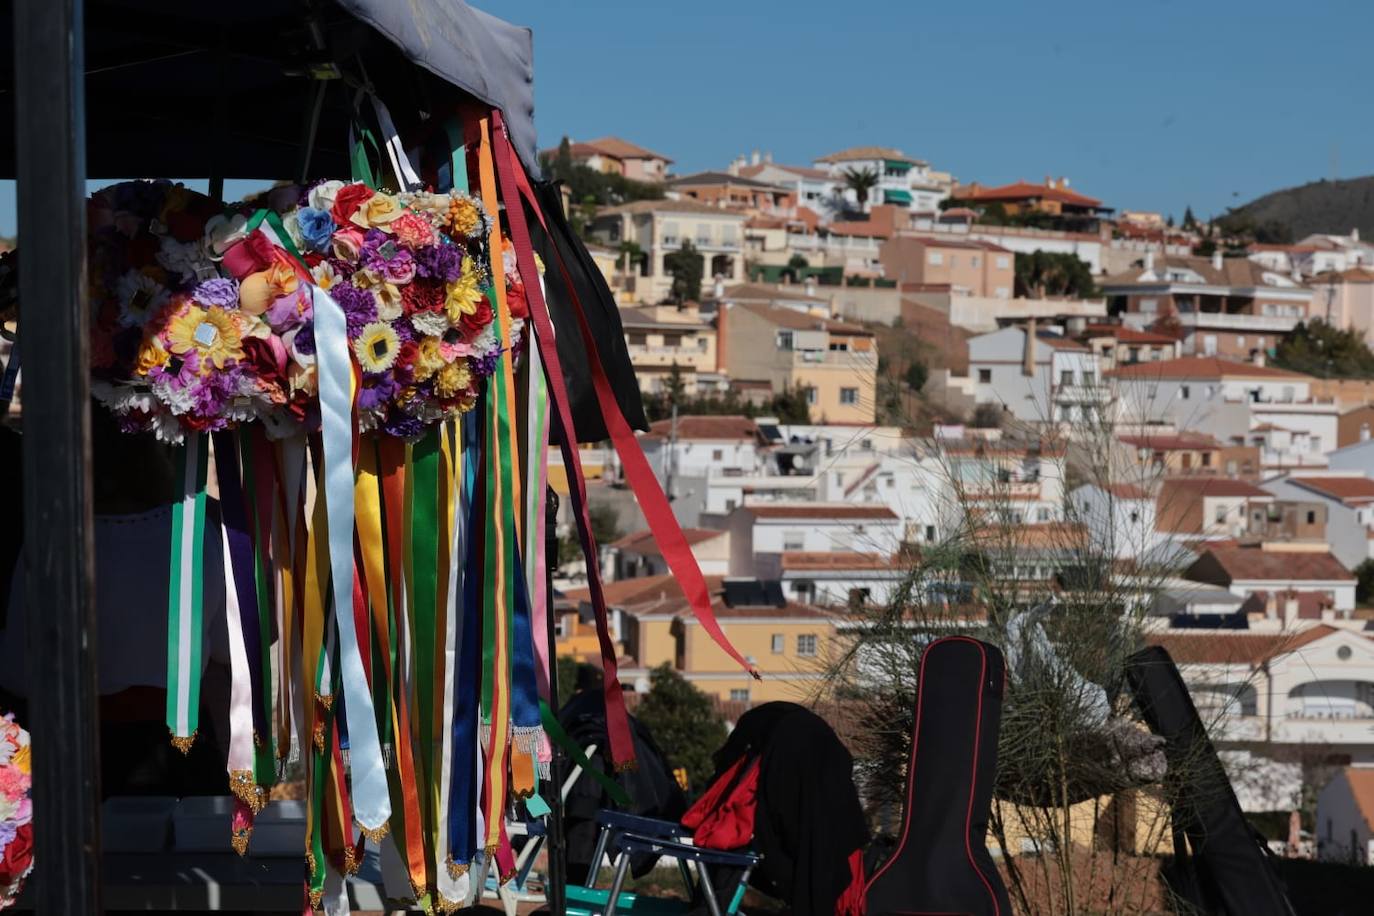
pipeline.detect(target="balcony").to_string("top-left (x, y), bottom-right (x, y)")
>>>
top-left (1054, 384), bottom-right (1113, 404)
top-left (1175, 311), bottom-right (1300, 333)
top-left (959, 480), bottom-right (1042, 501)
top-left (625, 343), bottom-right (711, 370)
top-left (1260, 448), bottom-right (1328, 469)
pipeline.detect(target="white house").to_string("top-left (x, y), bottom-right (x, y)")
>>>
top-left (1109, 356), bottom-right (1336, 466)
top-left (1317, 768), bottom-right (1374, 863)
top-left (1150, 624), bottom-right (1374, 761)
top-left (1185, 546), bottom-right (1357, 614)
top-left (1070, 482), bottom-right (1159, 559)
top-left (610, 528), bottom-right (730, 581)
top-left (754, 550), bottom-right (907, 609)
top-left (1263, 472), bottom-right (1374, 570)
top-left (723, 502), bottom-right (903, 576)
top-left (813, 146), bottom-right (947, 214)
top-left (967, 323), bottom-right (1107, 427)
top-left (639, 415), bottom-right (766, 488)
top-left (1329, 437), bottom-right (1374, 476)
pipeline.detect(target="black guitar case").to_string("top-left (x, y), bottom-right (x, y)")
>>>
top-left (866, 636), bottom-right (1012, 916)
top-left (1125, 647), bottom-right (1296, 916)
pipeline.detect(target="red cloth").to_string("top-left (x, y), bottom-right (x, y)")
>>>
top-left (682, 755), bottom-right (760, 851)
top-left (834, 849), bottom-right (866, 916)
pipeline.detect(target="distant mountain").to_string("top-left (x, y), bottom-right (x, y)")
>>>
top-left (1219, 176), bottom-right (1374, 242)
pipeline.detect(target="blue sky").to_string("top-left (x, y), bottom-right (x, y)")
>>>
top-left (481, 0), bottom-right (1371, 221)
top-left (1, 0), bottom-right (1367, 235)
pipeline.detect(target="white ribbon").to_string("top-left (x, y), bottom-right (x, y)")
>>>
top-left (312, 284), bottom-right (391, 833)
top-left (369, 95), bottom-right (423, 192)
top-left (436, 417), bottom-right (470, 906)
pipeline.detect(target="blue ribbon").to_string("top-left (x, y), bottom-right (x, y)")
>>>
top-left (448, 403), bottom-right (483, 868)
top-left (311, 284), bottom-right (391, 835)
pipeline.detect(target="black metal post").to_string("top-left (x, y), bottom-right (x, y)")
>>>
top-left (544, 486), bottom-right (567, 916)
top-left (14, 0), bottom-right (103, 912)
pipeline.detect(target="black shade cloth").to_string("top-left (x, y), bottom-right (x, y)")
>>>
top-left (1126, 647), bottom-right (1297, 916)
top-left (559, 689), bottom-right (686, 883)
top-left (527, 180), bottom-right (648, 440)
top-left (0, 0), bottom-right (538, 179)
top-left (865, 637), bottom-right (1011, 916)
top-left (707, 702), bottom-right (867, 916)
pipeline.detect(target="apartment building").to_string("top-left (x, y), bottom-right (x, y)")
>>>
top-left (1309, 267), bottom-right (1374, 347)
top-left (619, 303), bottom-right (718, 395)
top-left (878, 235), bottom-right (1014, 298)
top-left (1184, 547), bottom-right (1357, 613)
top-left (1262, 473), bottom-right (1374, 570)
top-left (1103, 252), bottom-right (1315, 358)
top-left (948, 178), bottom-right (1112, 232)
top-left (610, 528), bottom-right (729, 580)
top-left (1070, 482), bottom-right (1159, 559)
top-left (814, 146), bottom-right (947, 214)
top-left (639, 415), bottom-right (768, 497)
top-left (936, 434), bottom-right (1068, 527)
top-left (1155, 477), bottom-right (1273, 540)
top-left (715, 300), bottom-right (878, 424)
top-left (1079, 323), bottom-right (1182, 370)
top-left (723, 503), bottom-right (903, 574)
top-left (729, 155), bottom-right (836, 217)
top-left (589, 199), bottom-right (747, 304)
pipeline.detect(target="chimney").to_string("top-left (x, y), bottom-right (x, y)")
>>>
top-left (804, 276), bottom-right (817, 297)
top-left (1212, 250), bottom-right (1223, 272)
top-left (1361, 422), bottom-right (1370, 442)
top-left (1023, 317), bottom-right (1038, 377)
top-left (751, 149), bottom-right (760, 166)
top-left (1353, 227), bottom-right (1361, 242)
top-left (1283, 593), bottom-right (1299, 625)
top-left (1044, 175), bottom-right (1055, 189)
top-left (1144, 250), bottom-right (1155, 272)
top-left (1061, 176), bottom-right (1071, 188)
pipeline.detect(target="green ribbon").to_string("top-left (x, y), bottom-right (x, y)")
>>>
top-left (351, 120), bottom-right (383, 189)
top-left (165, 433), bottom-right (209, 745)
top-left (410, 428), bottom-right (442, 829)
top-left (539, 700), bottom-right (630, 807)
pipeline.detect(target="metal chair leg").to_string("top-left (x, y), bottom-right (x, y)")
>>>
top-left (586, 825), bottom-right (613, 889)
top-left (603, 852), bottom-right (632, 916)
top-left (696, 862), bottom-right (723, 916)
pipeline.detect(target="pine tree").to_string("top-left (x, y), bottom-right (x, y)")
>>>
top-left (635, 664), bottom-right (727, 791)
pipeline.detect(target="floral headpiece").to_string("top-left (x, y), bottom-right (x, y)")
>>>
top-left (0, 713), bottom-right (32, 909)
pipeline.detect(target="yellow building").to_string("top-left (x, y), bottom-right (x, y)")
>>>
top-left (619, 303), bottom-right (720, 396)
top-left (561, 572), bottom-right (837, 703)
top-left (716, 297), bottom-right (878, 424)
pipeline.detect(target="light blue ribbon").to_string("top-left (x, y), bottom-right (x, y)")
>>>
top-left (311, 284), bottom-right (391, 834)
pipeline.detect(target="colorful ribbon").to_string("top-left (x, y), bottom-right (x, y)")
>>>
top-left (166, 432), bottom-right (209, 752)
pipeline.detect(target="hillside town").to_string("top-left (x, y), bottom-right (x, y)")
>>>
top-left (532, 136), bottom-right (1374, 864)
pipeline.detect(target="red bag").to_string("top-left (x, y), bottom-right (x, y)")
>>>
top-left (682, 755), bottom-right (761, 850)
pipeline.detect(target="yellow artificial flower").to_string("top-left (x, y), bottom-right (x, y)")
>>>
top-left (165, 304), bottom-right (244, 370)
top-left (447, 196), bottom-right (481, 237)
top-left (414, 336), bottom-right (446, 382)
top-left (311, 261), bottom-right (340, 291)
top-left (435, 360), bottom-right (471, 399)
top-left (12, 743), bottom-right (30, 774)
top-left (353, 322), bottom-right (400, 373)
top-left (373, 281), bottom-right (404, 321)
top-left (353, 193), bottom-right (402, 231)
top-left (135, 335), bottom-right (171, 376)
top-left (445, 261), bottom-right (482, 323)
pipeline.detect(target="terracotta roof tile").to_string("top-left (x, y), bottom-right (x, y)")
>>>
top-left (1192, 547), bottom-right (1353, 582)
top-left (718, 282), bottom-right (828, 305)
top-left (560, 136), bottom-right (672, 163)
top-left (611, 527), bottom-right (724, 556)
top-left (734, 301), bottom-right (873, 336)
top-left (642, 415), bottom-right (761, 442)
top-left (1108, 356), bottom-right (1309, 381)
top-left (952, 180), bottom-right (1102, 209)
top-left (744, 503), bottom-right (897, 521)
top-left (565, 574), bottom-right (831, 621)
top-left (736, 162), bottom-right (832, 181)
top-left (1119, 431), bottom-right (1223, 450)
top-left (780, 551), bottom-right (893, 571)
top-left (1083, 323), bottom-right (1180, 345)
top-left (1105, 483), bottom-right (1152, 499)
top-left (1288, 477), bottom-right (1374, 505)
top-left (815, 146), bottom-right (924, 166)
top-left (1338, 768), bottom-right (1374, 832)
top-left (1145, 625), bottom-right (1339, 665)
top-left (1160, 477), bottom-right (1271, 498)
top-left (599, 199), bottom-right (747, 218)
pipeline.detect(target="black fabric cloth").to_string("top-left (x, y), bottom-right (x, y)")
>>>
top-left (526, 180), bottom-right (648, 441)
top-left (0, 426), bottom-right (20, 633)
top-left (707, 702), bottom-right (867, 916)
top-left (559, 689), bottom-right (686, 884)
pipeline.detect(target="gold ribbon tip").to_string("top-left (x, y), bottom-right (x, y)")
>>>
top-left (169, 731), bottom-right (198, 755)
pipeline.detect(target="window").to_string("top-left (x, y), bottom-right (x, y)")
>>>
top-left (840, 387), bottom-right (859, 405)
top-left (797, 634), bottom-right (818, 657)
top-left (1060, 369), bottom-right (1075, 386)
top-left (1180, 385), bottom-right (1190, 399)
top-left (806, 388), bottom-right (817, 405)
top-left (1307, 511), bottom-right (1317, 525)
top-left (724, 498), bottom-right (737, 511)
top-left (1130, 510), bottom-right (1140, 523)
top-left (1215, 505), bottom-right (1227, 524)
top-left (771, 634), bottom-right (785, 655)
top-left (1037, 507), bottom-right (1053, 522)
top-left (712, 449), bottom-right (723, 461)
top-left (777, 330), bottom-right (794, 350)
top-left (729, 689), bottom-right (751, 703)
top-left (925, 525), bottom-right (936, 541)
top-left (996, 256), bottom-right (1010, 269)
top-left (697, 337), bottom-right (709, 352)
top-left (1201, 452), bottom-right (1212, 467)
top-left (978, 368), bottom-right (992, 384)
top-left (928, 252), bottom-right (944, 266)
top-left (1128, 347), bottom-right (1141, 363)
top-left (971, 256), bottom-right (981, 268)
top-left (554, 614), bottom-right (569, 639)
top-left (782, 530), bottom-right (805, 551)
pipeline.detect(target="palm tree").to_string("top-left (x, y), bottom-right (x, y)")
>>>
top-left (842, 166), bottom-right (881, 208)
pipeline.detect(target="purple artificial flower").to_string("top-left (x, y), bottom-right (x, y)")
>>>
top-left (414, 244), bottom-right (462, 283)
top-left (194, 277), bottom-right (240, 308)
top-left (357, 374), bottom-right (398, 412)
top-left (332, 283), bottom-right (378, 337)
top-left (472, 347), bottom-right (501, 378)
top-left (382, 410), bottom-right (426, 440)
top-left (327, 256), bottom-right (357, 281)
top-left (292, 323), bottom-right (316, 356)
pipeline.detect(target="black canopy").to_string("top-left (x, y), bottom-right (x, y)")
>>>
top-left (0, 0), bottom-right (540, 179)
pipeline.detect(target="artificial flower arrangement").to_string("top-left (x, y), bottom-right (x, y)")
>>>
top-left (88, 178), bottom-right (503, 442)
top-left (0, 714), bottom-right (32, 910)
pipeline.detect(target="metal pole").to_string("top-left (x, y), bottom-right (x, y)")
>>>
top-left (544, 486), bottom-right (568, 916)
top-left (13, 0), bottom-right (103, 912)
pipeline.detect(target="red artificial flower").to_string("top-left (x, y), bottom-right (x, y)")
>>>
top-left (222, 231), bottom-right (278, 280)
top-left (506, 279), bottom-right (530, 320)
top-left (331, 183), bottom-right (375, 227)
top-left (459, 296), bottom-right (494, 341)
top-left (401, 278), bottom-right (445, 316)
top-left (393, 340), bottom-right (420, 384)
top-left (0, 822), bottom-right (32, 882)
top-left (241, 336), bottom-right (288, 392)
